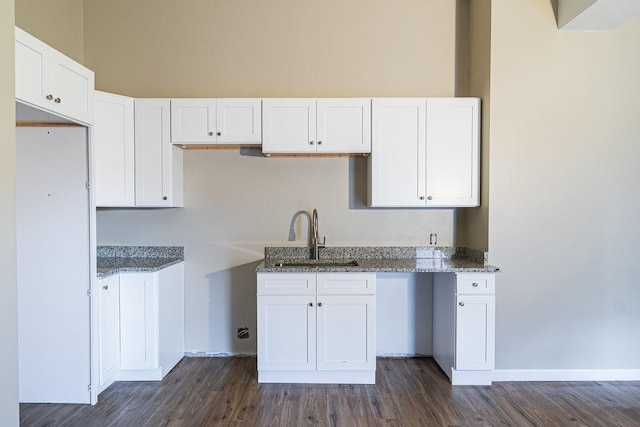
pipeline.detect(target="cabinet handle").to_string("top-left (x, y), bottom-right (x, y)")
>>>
top-left (217, 132), bottom-right (221, 136)
top-left (208, 131), bottom-right (214, 136)
top-left (308, 302), bottom-right (313, 307)
top-left (46, 94), bottom-right (53, 100)
top-left (459, 302), bottom-right (465, 307)
top-left (419, 196), bottom-right (425, 200)
top-left (427, 196), bottom-right (433, 200)
top-left (472, 282), bottom-right (479, 287)
top-left (163, 196), bottom-right (167, 200)
top-left (54, 97), bottom-right (61, 104)
top-left (318, 302), bottom-right (323, 307)
top-left (103, 285), bottom-right (108, 290)
top-left (317, 140), bottom-right (322, 145)
top-left (309, 141), bottom-right (315, 145)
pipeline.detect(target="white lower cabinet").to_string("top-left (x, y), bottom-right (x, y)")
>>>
top-left (433, 272), bottom-right (495, 385)
top-left (257, 273), bottom-right (376, 384)
top-left (98, 274), bottom-right (120, 394)
top-left (97, 262), bottom-right (185, 393)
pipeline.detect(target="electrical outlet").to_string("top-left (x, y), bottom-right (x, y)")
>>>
top-left (237, 327), bottom-right (249, 339)
top-left (429, 233), bottom-right (438, 245)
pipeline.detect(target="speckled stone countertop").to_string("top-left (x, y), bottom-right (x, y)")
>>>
top-left (97, 246), bottom-right (184, 278)
top-left (256, 246), bottom-right (499, 273)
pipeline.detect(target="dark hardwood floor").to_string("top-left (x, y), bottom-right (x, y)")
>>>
top-left (20, 357), bottom-right (640, 426)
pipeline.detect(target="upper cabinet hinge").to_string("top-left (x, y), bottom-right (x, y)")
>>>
top-left (86, 182), bottom-right (90, 190)
top-left (87, 289), bottom-right (91, 297)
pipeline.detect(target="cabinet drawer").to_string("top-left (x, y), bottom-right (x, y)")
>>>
top-left (317, 273), bottom-right (376, 295)
top-left (258, 273), bottom-right (316, 295)
top-left (456, 274), bottom-right (495, 295)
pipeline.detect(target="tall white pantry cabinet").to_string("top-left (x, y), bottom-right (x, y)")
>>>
top-left (15, 26), bottom-right (97, 405)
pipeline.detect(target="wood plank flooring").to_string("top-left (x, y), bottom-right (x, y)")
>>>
top-left (20, 357), bottom-right (640, 426)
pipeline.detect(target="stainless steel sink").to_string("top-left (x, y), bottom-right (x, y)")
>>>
top-left (272, 260), bottom-right (359, 268)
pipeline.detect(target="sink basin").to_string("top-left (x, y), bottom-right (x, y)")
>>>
top-left (272, 260), bottom-right (359, 268)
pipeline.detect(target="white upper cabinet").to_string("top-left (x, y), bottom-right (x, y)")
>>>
top-left (368, 97), bottom-right (480, 208)
top-left (15, 27), bottom-right (94, 125)
top-left (170, 98), bottom-right (261, 145)
top-left (135, 99), bottom-right (184, 207)
top-left (262, 98), bottom-right (371, 154)
top-left (94, 91), bottom-right (135, 207)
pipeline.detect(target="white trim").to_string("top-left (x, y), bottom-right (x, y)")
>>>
top-left (451, 369), bottom-right (492, 385)
top-left (258, 370), bottom-right (375, 384)
top-left (493, 369), bottom-right (640, 382)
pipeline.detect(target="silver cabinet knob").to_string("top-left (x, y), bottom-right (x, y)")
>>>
top-left (54, 98), bottom-right (61, 104)
top-left (419, 196), bottom-right (425, 200)
top-left (308, 302), bottom-right (313, 307)
top-left (472, 282), bottom-right (479, 287)
top-left (208, 131), bottom-right (214, 136)
top-left (46, 94), bottom-right (53, 100)
top-left (318, 302), bottom-right (323, 307)
top-left (309, 141), bottom-right (315, 145)
top-left (317, 140), bottom-right (323, 145)
top-left (459, 302), bottom-right (465, 307)
top-left (427, 196), bottom-right (433, 200)
top-left (103, 285), bottom-right (108, 290)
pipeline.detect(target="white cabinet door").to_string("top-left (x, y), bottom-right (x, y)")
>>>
top-left (119, 272), bottom-right (158, 371)
top-left (257, 295), bottom-right (316, 371)
top-left (135, 99), bottom-right (184, 207)
top-left (316, 295), bottom-right (376, 371)
top-left (98, 275), bottom-right (120, 392)
top-left (116, 263), bottom-right (184, 382)
top-left (94, 91), bottom-right (135, 207)
top-left (262, 98), bottom-right (317, 153)
top-left (15, 27), bottom-right (51, 112)
top-left (216, 98), bottom-right (262, 144)
top-left (15, 27), bottom-right (94, 125)
top-left (170, 99), bottom-right (216, 143)
top-left (50, 50), bottom-right (94, 125)
top-left (369, 98), bottom-right (426, 207)
top-left (426, 98), bottom-right (480, 207)
top-left (316, 99), bottom-right (371, 153)
top-left (455, 294), bottom-right (495, 371)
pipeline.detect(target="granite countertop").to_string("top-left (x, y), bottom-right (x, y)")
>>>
top-left (97, 246), bottom-right (184, 278)
top-left (256, 246), bottom-right (499, 274)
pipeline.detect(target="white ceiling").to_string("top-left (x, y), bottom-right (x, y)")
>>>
top-left (558, 0), bottom-right (640, 30)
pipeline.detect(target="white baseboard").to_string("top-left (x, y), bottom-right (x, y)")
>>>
top-left (493, 369), bottom-right (640, 382)
top-left (184, 351), bottom-right (256, 358)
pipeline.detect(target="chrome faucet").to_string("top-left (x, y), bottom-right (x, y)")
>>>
top-left (310, 208), bottom-right (326, 260)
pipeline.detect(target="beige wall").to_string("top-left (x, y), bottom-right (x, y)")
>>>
top-left (0, 0), bottom-right (18, 424)
top-left (455, 0), bottom-right (491, 252)
top-left (15, 0), bottom-right (84, 63)
top-left (489, 0), bottom-right (640, 368)
top-left (84, 0), bottom-right (456, 98)
top-left (86, 0), bottom-right (459, 353)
